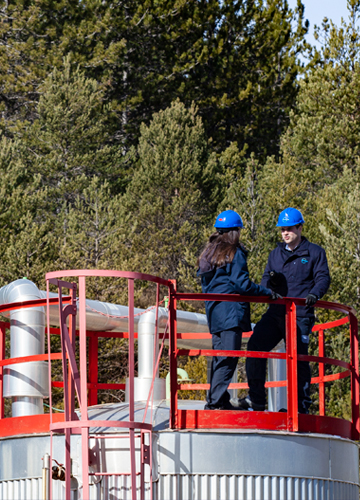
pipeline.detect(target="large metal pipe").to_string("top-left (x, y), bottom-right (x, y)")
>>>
top-left (126, 308), bottom-right (168, 401)
top-left (0, 278), bottom-right (284, 411)
top-left (0, 279), bottom-right (49, 416)
top-left (0, 280), bottom-right (211, 410)
top-left (38, 291), bottom-right (145, 332)
top-left (268, 340), bottom-right (287, 411)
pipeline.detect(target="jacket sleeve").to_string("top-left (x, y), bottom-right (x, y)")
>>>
top-left (260, 255), bottom-right (272, 288)
top-left (230, 251), bottom-right (272, 297)
top-left (310, 248), bottom-right (331, 299)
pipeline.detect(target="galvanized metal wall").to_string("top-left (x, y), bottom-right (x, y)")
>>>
top-left (0, 479), bottom-right (42, 500)
top-left (0, 479), bottom-right (78, 500)
top-left (0, 425), bottom-right (358, 500)
top-left (0, 473), bottom-right (358, 500)
top-left (154, 474), bottom-right (359, 500)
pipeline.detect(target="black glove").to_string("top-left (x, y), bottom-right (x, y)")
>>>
top-left (305, 293), bottom-right (318, 306)
top-left (269, 270), bottom-right (281, 287)
top-left (270, 291), bottom-right (283, 300)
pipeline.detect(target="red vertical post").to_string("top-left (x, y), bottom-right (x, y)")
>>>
top-left (318, 329), bottom-right (325, 416)
top-left (168, 280), bottom-right (178, 429)
top-left (57, 283), bottom-right (72, 500)
top-left (128, 278), bottom-right (137, 500)
top-left (350, 313), bottom-right (359, 440)
top-left (286, 300), bottom-right (298, 432)
top-left (57, 285), bottom-right (69, 423)
top-left (68, 284), bottom-right (77, 420)
top-left (78, 276), bottom-right (90, 500)
top-left (128, 279), bottom-right (135, 421)
top-left (46, 280), bottom-right (53, 500)
top-left (0, 323), bottom-right (5, 419)
top-left (88, 334), bottom-right (99, 407)
top-left (140, 432), bottom-right (145, 500)
top-left (154, 283), bottom-right (160, 377)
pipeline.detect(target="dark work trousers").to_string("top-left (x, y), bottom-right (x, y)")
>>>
top-left (246, 311), bottom-right (314, 413)
top-left (205, 327), bottom-right (243, 409)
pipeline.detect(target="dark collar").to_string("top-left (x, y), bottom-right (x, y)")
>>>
top-left (278, 237), bottom-right (310, 256)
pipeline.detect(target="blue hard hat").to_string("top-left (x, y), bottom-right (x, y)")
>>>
top-left (276, 207), bottom-right (305, 227)
top-left (214, 210), bottom-right (244, 229)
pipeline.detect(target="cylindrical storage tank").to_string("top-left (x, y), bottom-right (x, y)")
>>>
top-left (1, 402), bottom-right (358, 500)
top-left (156, 428), bottom-right (359, 500)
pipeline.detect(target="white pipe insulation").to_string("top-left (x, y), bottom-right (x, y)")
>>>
top-left (0, 278), bottom-right (285, 414)
top-left (0, 279), bottom-right (49, 417)
top-left (0, 279), bottom-right (211, 414)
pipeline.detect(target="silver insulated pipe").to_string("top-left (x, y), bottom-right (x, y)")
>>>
top-left (0, 279), bottom-right (211, 413)
top-left (0, 279), bottom-right (49, 417)
top-left (0, 278), bottom-right (287, 415)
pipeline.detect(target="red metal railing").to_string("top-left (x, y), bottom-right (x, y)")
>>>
top-left (45, 270), bottom-right (173, 500)
top-left (0, 281), bottom-right (358, 438)
top-left (168, 291), bottom-right (359, 440)
top-left (0, 271), bottom-right (358, 499)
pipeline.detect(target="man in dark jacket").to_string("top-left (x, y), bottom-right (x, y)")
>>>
top-left (238, 207), bottom-right (331, 414)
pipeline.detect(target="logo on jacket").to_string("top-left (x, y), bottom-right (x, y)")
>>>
top-left (301, 258), bottom-right (308, 264)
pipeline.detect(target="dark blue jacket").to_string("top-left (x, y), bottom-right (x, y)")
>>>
top-left (197, 246), bottom-right (272, 334)
top-left (261, 237), bottom-right (330, 318)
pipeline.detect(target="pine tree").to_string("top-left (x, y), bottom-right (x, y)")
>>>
top-left (21, 57), bottom-right (128, 202)
top-left (318, 167), bottom-right (360, 311)
top-left (277, 0), bottom-right (360, 196)
top-left (0, 0), bottom-right (90, 123)
top-left (56, 176), bottom-right (129, 303)
top-left (119, 100), bottom-right (223, 297)
top-left (185, 0), bottom-right (309, 157)
top-left (0, 0), bottom-right (309, 160)
top-left (0, 136), bottom-right (56, 287)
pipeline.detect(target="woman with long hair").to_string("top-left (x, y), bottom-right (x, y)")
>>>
top-left (197, 210), bottom-right (280, 410)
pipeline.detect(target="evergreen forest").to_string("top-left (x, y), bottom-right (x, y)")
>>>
top-left (1, 0), bottom-right (360, 418)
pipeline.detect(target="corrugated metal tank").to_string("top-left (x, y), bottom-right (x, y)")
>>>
top-left (0, 401), bottom-right (358, 500)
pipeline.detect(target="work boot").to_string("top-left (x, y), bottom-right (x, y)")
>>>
top-left (237, 396), bottom-right (265, 411)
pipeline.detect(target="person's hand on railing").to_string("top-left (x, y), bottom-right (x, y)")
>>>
top-left (305, 293), bottom-right (318, 306)
top-left (270, 291), bottom-right (283, 300)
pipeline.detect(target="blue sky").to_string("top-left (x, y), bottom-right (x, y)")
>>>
top-left (288, 0), bottom-right (350, 48)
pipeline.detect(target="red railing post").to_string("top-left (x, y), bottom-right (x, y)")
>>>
top-left (78, 276), bottom-right (90, 500)
top-left (46, 281), bottom-right (54, 500)
top-left (350, 312), bottom-right (359, 440)
top-left (68, 284), bottom-right (77, 421)
top-left (169, 280), bottom-right (178, 429)
top-left (318, 329), bottom-right (325, 416)
top-left (88, 333), bottom-right (99, 407)
top-left (0, 323), bottom-right (5, 419)
top-left (286, 300), bottom-right (298, 432)
top-left (128, 278), bottom-right (137, 500)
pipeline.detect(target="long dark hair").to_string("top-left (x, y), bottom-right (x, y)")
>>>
top-left (198, 229), bottom-right (241, 268)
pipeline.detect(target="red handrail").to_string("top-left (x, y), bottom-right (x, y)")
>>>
top-left (168, 290), bottom-right (359, 439)
top-left (0, 271), bottom-right (358, 500)
top-left (0, 286), bottom-right (358, 438)
top-left (45, 270), bottom-right (173, 500)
